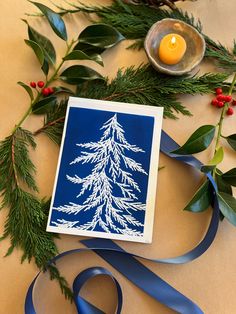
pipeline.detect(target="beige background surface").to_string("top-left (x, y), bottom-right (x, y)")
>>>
top-left (0, 1), bottom-right (236, 313)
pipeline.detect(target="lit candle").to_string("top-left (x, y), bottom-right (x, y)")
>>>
top-left (158, 33), bottom-right (187, 65)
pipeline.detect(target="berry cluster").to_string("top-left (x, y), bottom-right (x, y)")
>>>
top-left (30, 81), bottom-right (54, 97)
top-left (211, 87), bottom-right (235, 115)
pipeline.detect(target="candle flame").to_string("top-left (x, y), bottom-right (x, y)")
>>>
top-left (171, 36), bottom-right (176, 45)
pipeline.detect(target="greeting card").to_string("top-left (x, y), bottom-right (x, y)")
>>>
top-left (47, 97), bottom-right (163, 243)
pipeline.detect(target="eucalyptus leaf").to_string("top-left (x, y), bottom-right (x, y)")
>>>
top-left (225, 134), bottom-right (236, 151)
top-left (25, 39), bottom-right (44, 65)
top-left (60, 65), bottom-right (104, 85)
top-left (222, 168), bottom-right (236, 186)
top-left (22, 19), bottom-right (56, 64)
top-left (17, 81), bottom-right (33, 101)
top-left (216, 170), bottom-right (233, 195)
top-left (30, 1), bottom-right (67, 41)
top-left (32, 96), bottom-right (56, 115)
top-left (63, 50), bottom-right (103, 66)
top-left (183, 180), bottom-right (211, 212)
top-left (172, 125), bottom-right (216, 155)
top-left (78, 24), bottom-right (125, 48)
top-left (209, 147), bottom-right (224, 165)
top-left (217, 192), bottom-right (236, 226)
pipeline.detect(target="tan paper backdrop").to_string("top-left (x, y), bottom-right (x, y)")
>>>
top-left (0, 1), bottom-right (236, 313)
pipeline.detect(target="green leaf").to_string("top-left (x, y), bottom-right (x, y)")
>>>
top-left (17, 81), bottom-right (34, 101)
top-left (209, 147), bottom-right (224, 165)
top-left (216, 169), bottom-right (233, 195)
top-left (183, 180), bottom-right (211, 212)
top-left (78, 24), bottom-right (125, 48)
top-left (225, 134), bottom-right (236, 151)
top-left (29, 2), bottom-right (67, 41)
top-left (222, 168), bottom-right (236, 186)
top-left (172, 125), bottom-right (216, 155)
top-left (41, 59), bottom-right (49, 76)
top-left (63, 50), bottom-right (103, 66)
top-left (73, 42), bottom-right (105, 55)
top-left (32, 96), bottom-right (56, 115)
top-left (25, 39), bottom-right (44, 65)
top-left (22, 19), bottom-right (56, 64)
top-left (60, 65), bottom-right (104, 85)
top-left (217, 192), bottom-right (236, 226)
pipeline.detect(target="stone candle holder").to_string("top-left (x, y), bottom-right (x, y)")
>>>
top-left (144, 18), bottom-right (206, 76)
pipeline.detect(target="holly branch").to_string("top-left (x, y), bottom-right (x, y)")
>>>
top-left (172, 74), bottom-right (236, 224)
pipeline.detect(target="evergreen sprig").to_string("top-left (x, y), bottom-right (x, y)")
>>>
top-left (54, 0), bottom-right (201, 50)
top-left (34, 65), bottom-right (229, 143)
top-left (64, 0), bottom-right (236, 70)
top-left (0, 127), bottom-right (72, 299)
top-left (205, 36), bottom-right (236, 72)
top-left (77, 65), bottom-right (228, 119)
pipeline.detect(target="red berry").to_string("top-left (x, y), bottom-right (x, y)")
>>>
top-left (42, 88), bottom-right (49, 96)
top-left (227, 107), bottom-right (234, 115)
top-left (47, 87), bottom-right (54, 95)
top-left (216, 94), bottom-right (225, 102)
top-left (224, 95), bottom-right (232, 102)
top-left (37, 81), bottom-right (45, 88)
top-left (217, 101), bottom-right (225, 108)
top-left (30, 81), bottom-right (36, 88)
top-left (211, 99), bottom-right (219, 106)
top-left (215, 87), bottom-right (223, 95)
top-left (232, 100), bottom-right (236, 106)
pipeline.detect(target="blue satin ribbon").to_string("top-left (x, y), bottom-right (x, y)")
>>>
top-left (25, 130), bottom-right (220, 314)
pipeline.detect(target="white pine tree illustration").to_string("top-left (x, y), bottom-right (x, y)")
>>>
top-left (52, 113), bottom-right (148, 236)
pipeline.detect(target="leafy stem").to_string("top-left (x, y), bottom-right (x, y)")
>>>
top-left (46, 39), bottom-right (76, 84)
top-left (215, 73), bottom-right (236, 151)
top-left (11, 39), bottom-right (75, 135)
top-left (212, 73), bottom-right (236, 178)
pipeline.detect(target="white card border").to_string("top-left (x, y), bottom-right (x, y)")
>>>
top-left (47, 97), bottom-right (163, 243)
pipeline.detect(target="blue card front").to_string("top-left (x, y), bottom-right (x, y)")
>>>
top-left (47, 98), bottom-right (163, 243)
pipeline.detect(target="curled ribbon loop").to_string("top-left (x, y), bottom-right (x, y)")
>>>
top-left (25, 130), bottom-right (220, 314)
top-left (73, 267), bottom-right (123, 314)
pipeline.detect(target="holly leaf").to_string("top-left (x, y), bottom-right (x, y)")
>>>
top-left (17, 81), bottom-right (34, 101)
top-left (29, 2), bottom-right (67, 41)
top-left (60, 65), bottom-right (104, 85)
top-left (222, 168), bottom-right (236, 186)
top-left (22, 19), bottom-right (56, 65)
top-left (225, 134), bottom-right (236, 151)
top-left (25, 39), bottom-right (44, 65)
top-left (200, 147), bottom-right (224, 173)
top-left (32, 96), bottom-right (56, 115)
top-left (63, 50), bottom-right (103, 66)
top-left (216, 169), bottom-right (233, 195)
top-left (73, 42), bottom-right (105, 55)
top-left (209, 147), bottom-right (224, 165)
top-left (217, 192), bottom-right (236, 226)
top-left (172, 125), bottom-right (216, 155)
top-left (183, 180), bottom-right (211, 212)
top-left (78, 24), bottom-right (125, 49)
